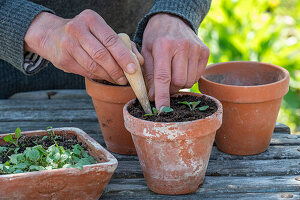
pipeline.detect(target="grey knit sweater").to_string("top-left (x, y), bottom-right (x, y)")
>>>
top-left (0, 0), bottom-right (211, 98)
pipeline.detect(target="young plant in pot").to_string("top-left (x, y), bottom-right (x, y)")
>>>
top-left (85, 78), bottom-right (137, 155)
top-left (123, 92), bottom-right (223, 195)
top-left (198, 61), bottom-right (289, 155)
top-left (0, 127), bottom-right (118, 199)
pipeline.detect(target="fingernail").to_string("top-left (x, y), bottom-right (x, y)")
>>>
top-left (126, 63), bottom-right (137, 74)
top-left (117, 77), bottom-right (127, 85)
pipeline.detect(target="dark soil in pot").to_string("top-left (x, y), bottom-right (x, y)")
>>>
top-left (95, 80), bottom-right (130, 86)
top-left (128, 95), bottom-right (217, 122)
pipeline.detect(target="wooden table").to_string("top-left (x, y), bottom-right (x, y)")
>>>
top-left (1, 90), bottom-right (300, 199)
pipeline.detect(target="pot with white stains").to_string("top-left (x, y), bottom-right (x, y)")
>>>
top-left (123, 93), bottom-right (223, 195)
top-left (0, 128), bottom-right (118, 200)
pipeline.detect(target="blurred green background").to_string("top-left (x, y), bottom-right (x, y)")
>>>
top-left (192, 0), bottom-right (300, 134)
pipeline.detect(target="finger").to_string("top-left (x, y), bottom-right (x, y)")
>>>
top-left (171, 42), bottom-right (189, 90)
top-left (68, 44), bottom-right (116, 84)
top-left (153, 41), bottom-right (172, 109)
top-left (131, 42), bottom-right (144, 66)
top-left (84, 12), bottom-right (137, 74)
top-left (185, 44), bottom-right (200, 88)
top-left (77, 32), bottom-right (128, 85)
top-left (196, 44), bottom-right (210, 81)
top-left (142, 48), bottom-right (155, 101)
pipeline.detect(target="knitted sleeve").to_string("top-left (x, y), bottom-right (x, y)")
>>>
top-left (0, 0), bottom-right (53, 74)
top-left (134, 0), bottom-right (211, 46)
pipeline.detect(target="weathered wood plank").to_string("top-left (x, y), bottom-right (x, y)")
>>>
top-left (113, 159), bottom-right (300, 178)
top-left (0, 99), bottom-right (94, 111)
top-left (0, 110), bottom-right (98, 122)
top-left (101, 176), bottom-right (300, 199)
top-left (102, 192), bottom-right (300, 200)
top-left (112, 145), bottom-right (300, 161)
top-left (9, 89), bottom-right (90, 99)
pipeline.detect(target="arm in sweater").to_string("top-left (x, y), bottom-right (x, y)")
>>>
top-left (134, 0), bottom-right (211, 46)
top-left (134, 0), bottom-right (212, 109)
top-left (0, 0), bottom-right (53, 74)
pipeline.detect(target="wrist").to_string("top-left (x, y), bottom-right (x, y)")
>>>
top-left (149, 13), bottom-right (191, 28)
top-left (24, 12), bottom-right (61, 53)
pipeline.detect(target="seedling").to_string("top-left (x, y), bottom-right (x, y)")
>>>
top-left (144, 107), bottom-right (174, 117)
top-left (178, 101), bottom-right (209, 111)
top-left (0, 127), bottom-right (96, 174)
top-left (4, 128), bottom-right (21, 147)
top-left (42, 126), bottom-right (59, 141)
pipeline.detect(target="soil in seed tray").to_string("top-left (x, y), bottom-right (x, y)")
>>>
top-left (0, 134), bottom-right (93, 164)
top-left (128, 95), bottom-right (218, 122)
top-left (95, 80), bottom-right (130, 86)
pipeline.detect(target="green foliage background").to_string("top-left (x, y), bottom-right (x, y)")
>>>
top-left (193, 0), bottom-right (300, 134)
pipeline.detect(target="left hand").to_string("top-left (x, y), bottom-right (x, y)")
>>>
top-left (142, 13), bottom-right (210, 109)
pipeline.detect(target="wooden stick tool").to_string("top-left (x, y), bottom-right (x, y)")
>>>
top-left (118, 33), bottom-right (152, 114)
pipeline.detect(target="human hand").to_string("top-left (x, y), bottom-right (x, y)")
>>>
top-left (24, 10), bottom-right (144, 85)
top-left (142, 13), bottom-right (210, 109)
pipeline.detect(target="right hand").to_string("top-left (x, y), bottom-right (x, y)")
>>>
top-left (24, 10), bottom-right (144, 85)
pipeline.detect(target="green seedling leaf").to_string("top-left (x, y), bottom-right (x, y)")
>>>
top-left (178, 101), bottom-right (192, 110)
top-left (152, 107), bottom-right (158, 115)
top-left (27, 149), bottom-right (40, 162)
top-left (29, 165), bottom-right (45, 171)
top-left (62, 164), bottom-right (72, 168)
top-left (15, 127), bottom-right (21, 139)
top-left (42, 136), bottom-right (48, 140)
top-left (5, 161), bottom-right (10, 166)
top-left (191, 101), bottom-right (201, 110)
top-left (160, 107), bottom-right (174, 113)
top-left (14, 148), bottom-right (20, 154)
top-left (4, 134), bottom-right (13, 142)
top-left (0, 147), bottom-right (7, 153)
top-left (13, 162), bottom-right (29, 170)
top-left (14, 169), bottom-right (23, 174)
top-left (144, 114), bottom-right (153, 117)
top-left (199, 106), bottom-right (209, 111)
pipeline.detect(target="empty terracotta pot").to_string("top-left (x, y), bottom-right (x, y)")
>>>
top-left (85, 78), bottom-right (136, 155)
top-left (0, 127), bottom-right (118, 200)
top-left (123, 93), bottom-right (223, 195)
top-left (198, 61), bottom-right (289, 155)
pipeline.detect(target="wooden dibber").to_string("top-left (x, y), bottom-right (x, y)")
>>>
top-left (118, 33), bottom-right (152, 114)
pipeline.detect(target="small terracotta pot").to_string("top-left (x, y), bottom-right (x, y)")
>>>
top-left (198, 61), bottom-right (289, 155)
top-left (85, 78), bottom-right (136, 155)
top-left (123, 92), bottom-right (223, 195)
top-left (0, 127), bottom-right (118, 200)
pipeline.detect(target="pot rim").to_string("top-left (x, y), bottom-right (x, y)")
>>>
top-left (86, 78), bottom-right (131, 89)
top-left (201, 61), bottom-right (289, 88)
top-left (199, 61), bottom-right (290, 103)
top-left (124, 92), bottom-right (222, 125)
top-left (85, 77), bottom-right (135, 103)
top-left (0, 127), bottom-right (118, 178)
top-left (123, 92), bottom-right (223, 140)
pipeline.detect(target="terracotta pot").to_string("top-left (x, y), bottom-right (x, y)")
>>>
top-left (198, 61), bottom-right (289, 155)
top-left (0, 127), bottom-right (118, 200)
top-left (85, 78), bottom-right (136, 155)
top-left (123, 92), bottom-right (223, 195)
